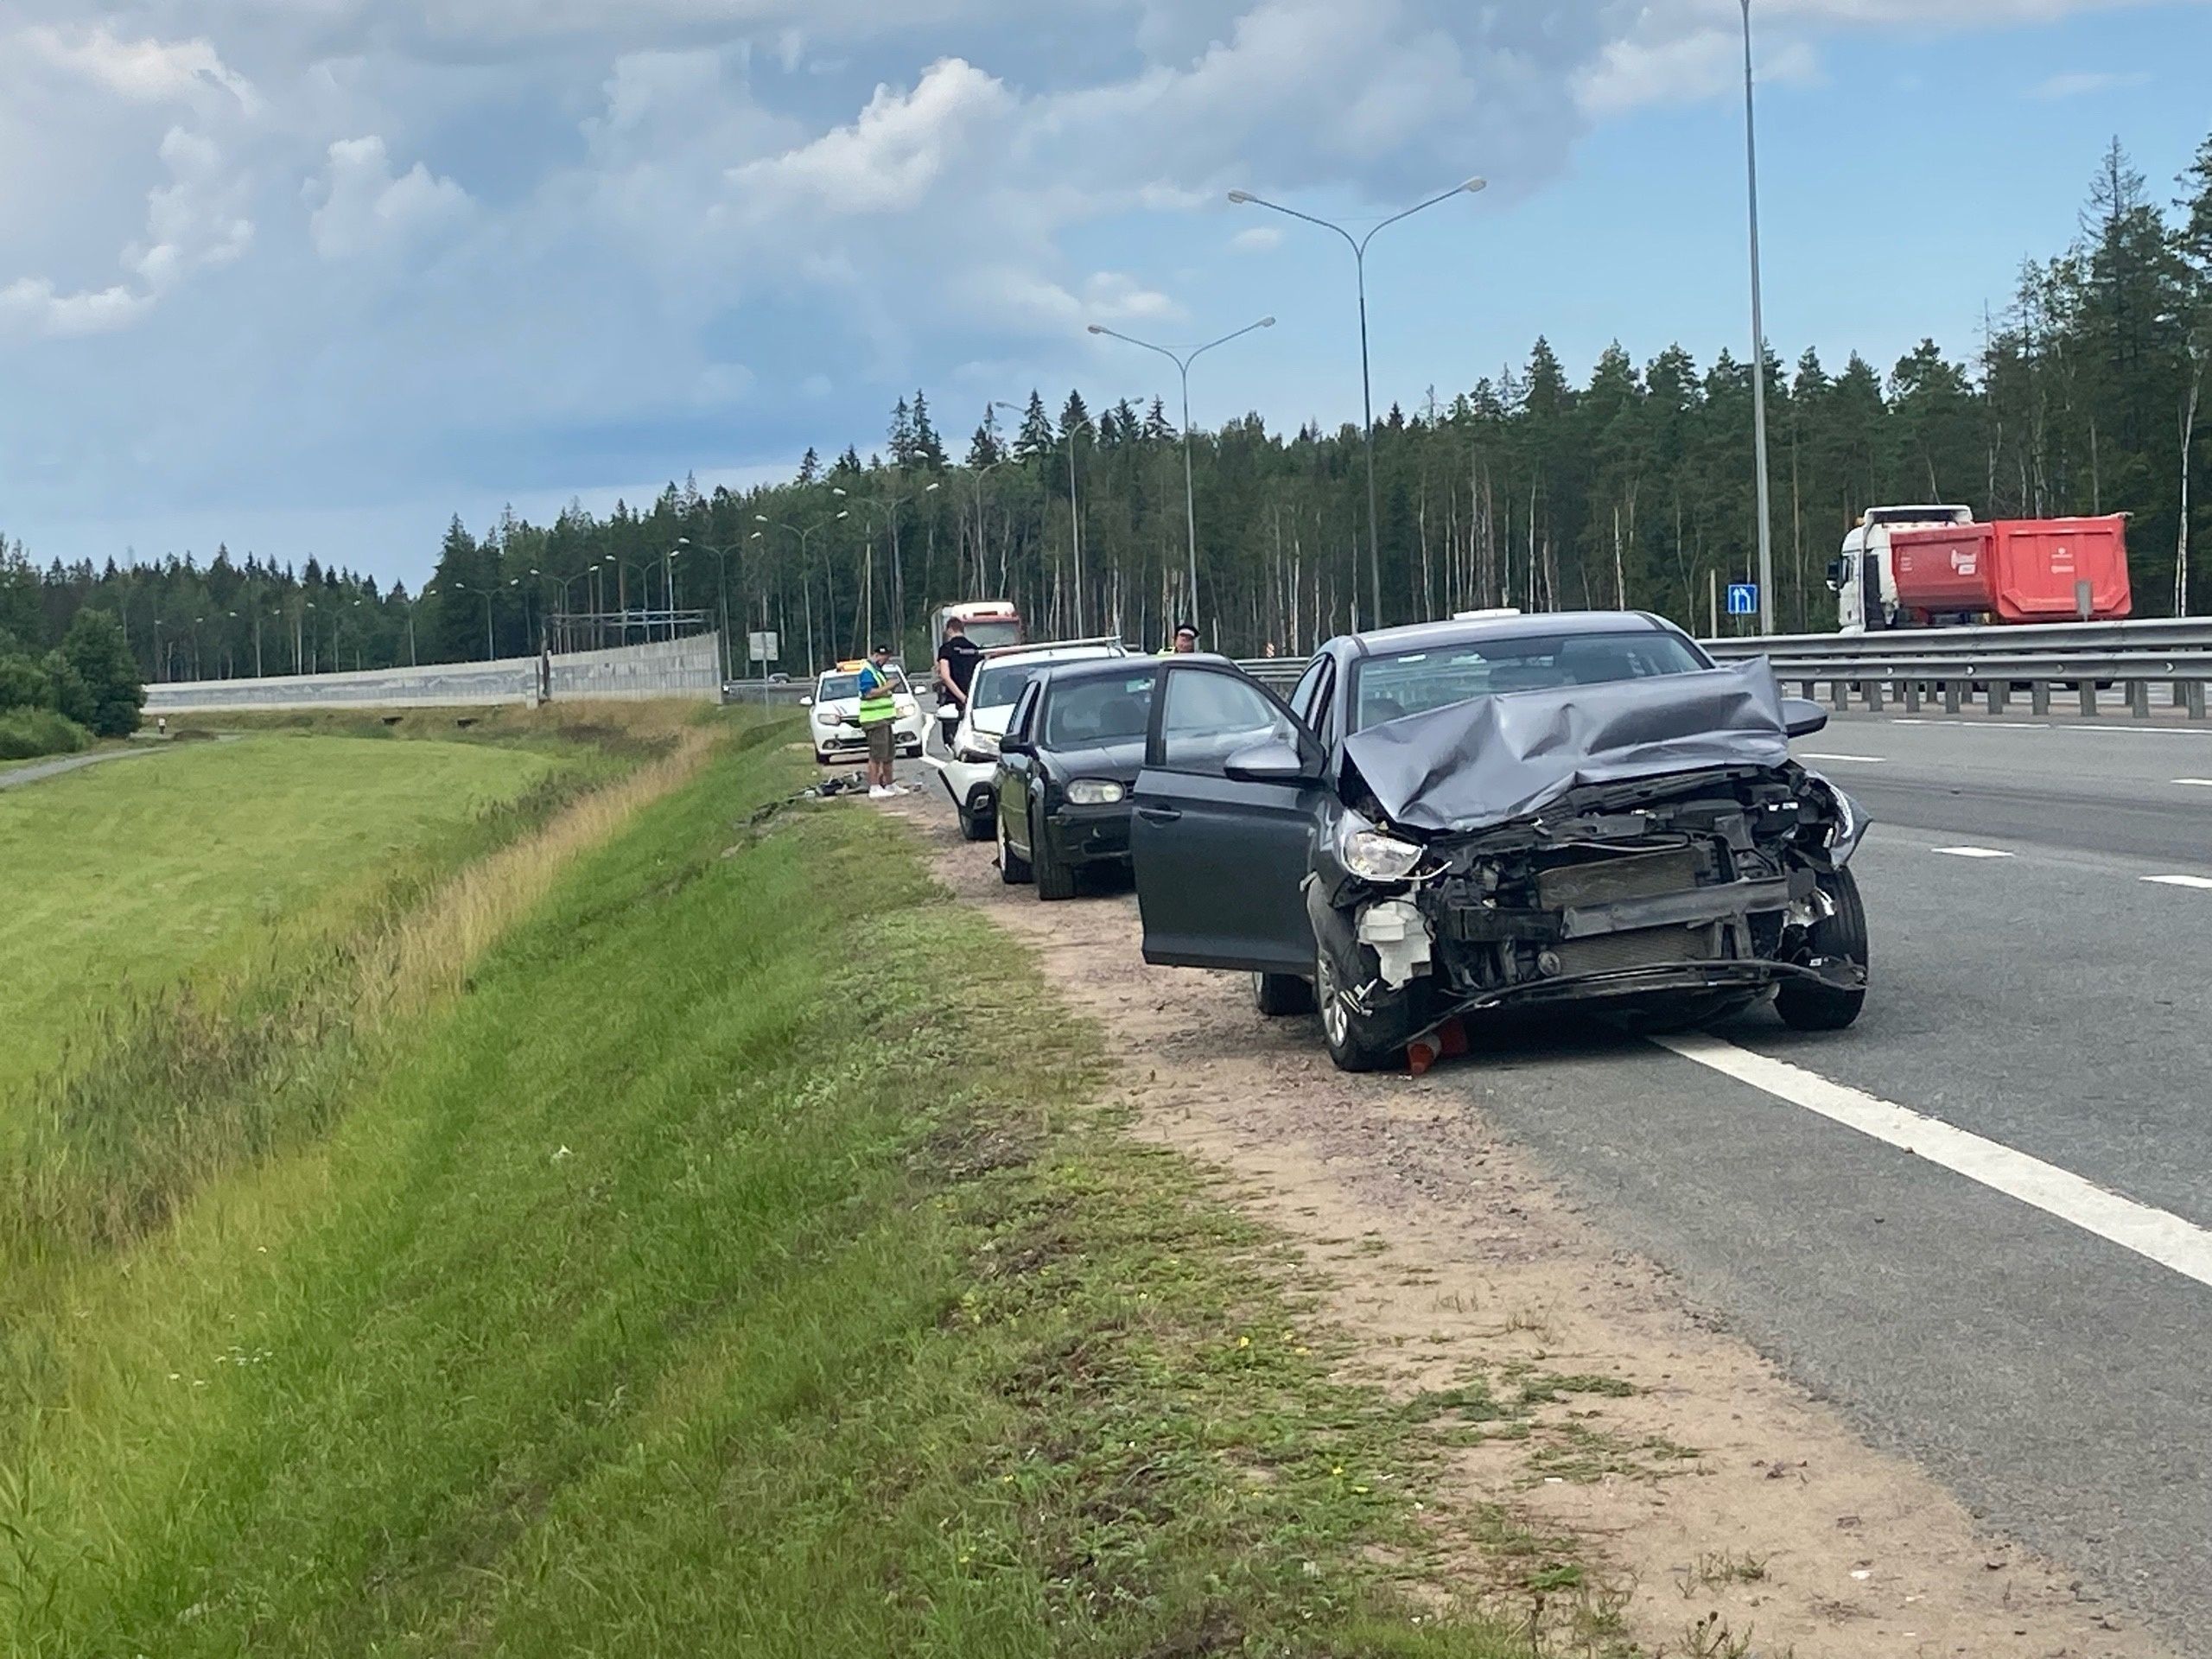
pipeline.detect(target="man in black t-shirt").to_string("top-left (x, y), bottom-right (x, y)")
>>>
top-left (934, 617), bottom-right (985, 708)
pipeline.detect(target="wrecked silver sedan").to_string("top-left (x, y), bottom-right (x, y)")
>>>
top-left (1128, 613), bottom-right (1869, 1071)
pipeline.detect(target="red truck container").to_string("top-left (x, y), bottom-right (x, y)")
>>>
top-left (1886, 515), bottom-right (2131, 624)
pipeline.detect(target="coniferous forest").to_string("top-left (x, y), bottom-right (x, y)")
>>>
top-left (5, 135), bottom-right (2210, 682)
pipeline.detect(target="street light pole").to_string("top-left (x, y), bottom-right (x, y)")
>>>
top-left (1230, 179), bottom-right (1485, 628)
top-left (1742, 0), bottom-right (1777, 637)
top-left (1088, 317), bottom-right (1274, 634)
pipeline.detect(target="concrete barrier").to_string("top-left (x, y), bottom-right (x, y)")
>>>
top-left (145, 635), bottom-right (722, 714)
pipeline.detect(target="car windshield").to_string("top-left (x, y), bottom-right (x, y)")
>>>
top-left (819, 669), bottom-right (906, 702)
top-left (1351, 630), bottom-right (1707, 731)
top-left (971, 652), bottom-right (1108, 713)
top-left (1043, 671), bottom-right (1157, 748)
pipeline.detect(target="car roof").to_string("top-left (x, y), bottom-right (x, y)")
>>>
top-left (1031, 657), bottom-right (1161, 689)
top-left (1342, 610), bottom-right (1683, 659)
top-left (976, 643), bottom-right (1124, 671)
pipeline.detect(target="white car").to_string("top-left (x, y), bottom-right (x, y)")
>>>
top-left (924, 640), bottom-right (1128, 840)
top-left (806, 663), bottom-right (925, 765)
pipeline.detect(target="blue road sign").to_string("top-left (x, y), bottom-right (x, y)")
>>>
top-left (1726, 582), bottom-right (1758, 617)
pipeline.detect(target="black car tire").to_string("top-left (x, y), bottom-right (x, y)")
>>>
top-left (1252, 971), bottom-right (1315, 1017)
top-left (1776, 868), bottom-right (1869, 1032)
top-left (1032, 804), bottom-right (1077, 901)
top-left (997, 802), bottom-right (1032, 885)
top-left (957, 802), bottom-right (992, 842)
top-left (1314, 937), bottom-right (1400, 1073)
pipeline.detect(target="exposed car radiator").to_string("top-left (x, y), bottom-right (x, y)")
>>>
top-left (1535, 846), bottom-right (1702, 910)
top-left (1554, 923), bottom-right (1715, 977)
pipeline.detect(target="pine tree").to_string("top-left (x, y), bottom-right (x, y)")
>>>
top-left (912, 390), bottom-right (949, 471)
top-left (1014, 391), bottom-right (1055, 461)
top-left (1059, 390), bottom-right (1091, 444)
top-left (798, 447), bottom-right (822, 485)
top-left (888, 397), bottom-right (917, 469)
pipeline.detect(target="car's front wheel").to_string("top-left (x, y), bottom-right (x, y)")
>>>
top-left (997, 802), bottom-right (1032, 885)
top-left (1032, 804), bottom-right (1077, 901)
top-left (956, 802), bottom-right (993, 842)
top-left (1315, 938), bottom-right (1401, 1072)
top-left (1776, 868), bottom-right (1868, 1032)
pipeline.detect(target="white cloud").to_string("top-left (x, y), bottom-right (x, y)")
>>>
top-left (728, 57), bottom-right (1015, 218)
top-left (0, 276), bottom-right (150, 339)
top-left (1230, 225), bottom-right (1283, 253)
top-left (22, 24), bottom-right (259, 111)
top-left (130, 126), bottom-right (254, 289)
top-left (308, 136), bottom-right (472, 260)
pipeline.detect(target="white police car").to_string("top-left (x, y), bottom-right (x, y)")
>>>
top-left (805, 661), bottom-right (925, 766)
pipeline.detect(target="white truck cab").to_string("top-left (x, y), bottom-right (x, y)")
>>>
top-left (1829, 505), bottom-right (1974, 632)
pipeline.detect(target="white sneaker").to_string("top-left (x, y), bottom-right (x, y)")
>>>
top-left (868, 785), bottom-right (891, 799)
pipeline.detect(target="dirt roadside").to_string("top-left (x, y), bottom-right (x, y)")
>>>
top-left (886, 779), bottom-right (2171, 1659)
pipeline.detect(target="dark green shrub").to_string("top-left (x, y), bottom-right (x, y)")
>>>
top-left (0, 707), bottom-right (93, 760)
top-left (54, 609), bottom-right (143, 737)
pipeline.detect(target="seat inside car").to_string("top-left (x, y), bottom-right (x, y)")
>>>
top-left (1557, 639), bottom-right (1646, 684)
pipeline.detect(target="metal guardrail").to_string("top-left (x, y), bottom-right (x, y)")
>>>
top-left (1699, 620), bottom-right (2212, 719)
top-left (1234, 620), bottom-right (2212, 720)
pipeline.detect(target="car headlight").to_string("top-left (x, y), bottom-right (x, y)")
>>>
top-left (1338, 817), bottom-right (1423, 882)
top-left (956, 732), bottom-right (1001, 764)
top-left (1065, 779), bottom-right (1126, 805)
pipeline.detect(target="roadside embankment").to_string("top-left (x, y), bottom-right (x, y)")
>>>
top-left (3, 721), bottom-right (1544, 1656)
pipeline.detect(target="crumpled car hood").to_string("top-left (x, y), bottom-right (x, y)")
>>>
top-left (1339, 658), bottom-right (1795, 835)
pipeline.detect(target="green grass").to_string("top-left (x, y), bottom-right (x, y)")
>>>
top-left (0, 728), bottom-right (1548, 1656)
top-left (0, 733), bottom-right (554, 1099)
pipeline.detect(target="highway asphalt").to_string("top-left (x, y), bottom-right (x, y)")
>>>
top-left (1446, 713), bottom-right (2212, 1650)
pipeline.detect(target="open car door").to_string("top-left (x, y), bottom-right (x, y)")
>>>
top-left (1131, 664), bottom-right (1324, 974)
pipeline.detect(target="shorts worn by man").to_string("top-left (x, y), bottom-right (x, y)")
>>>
top-left (857, 644), bottom-right (904, 799)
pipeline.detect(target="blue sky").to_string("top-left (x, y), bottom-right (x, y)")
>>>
top-left (3, 0), bottom-right (2209, 592)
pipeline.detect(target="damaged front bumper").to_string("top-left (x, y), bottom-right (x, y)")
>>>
top-left (1319, 766), bottom-right (1867, 1032)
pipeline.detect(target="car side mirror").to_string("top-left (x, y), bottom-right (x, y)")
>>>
top-left (1781, 696), bottom-right (1827, 740)
top-left (1222, 739), bottom-right (1312, 784)
top-left (1000, 735), bottom-right (1033, 758)
top-left (798, 695), bottom-right (812, 707)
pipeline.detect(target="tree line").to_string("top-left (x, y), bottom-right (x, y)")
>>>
top-left (7, 130), bottom-right (2209, 684)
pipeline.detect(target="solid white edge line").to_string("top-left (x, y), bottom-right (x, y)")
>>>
top-left (2143, 874), bottom-right (2212, 890)
top-left (1932, 846), bottom-right (2016, 859)
top-left (2172, 779), bottom-right (2212, 787)
top-left (1657, 1033), bottom-right (2212, 1293)
top-left (1797, 753), bottom-right (1887, 764)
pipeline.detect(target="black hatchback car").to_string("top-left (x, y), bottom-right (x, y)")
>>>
top-left (995, 658), bottom-right (1160, 899)
top-left (1127, 613), bottom-right (1870, 1071)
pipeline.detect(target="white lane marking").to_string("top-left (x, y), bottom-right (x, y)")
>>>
top-left (2143, 874), bottom-right (2212, 890)
top-left (1798, 752), bottom-right (1887, 764)
top-left (1657, 1033), bottom-right (2212, 1293)
top-left (2172, 779), bottom-right (2212, 788)
top-left (1932, 846), bottom-right (2015, 859)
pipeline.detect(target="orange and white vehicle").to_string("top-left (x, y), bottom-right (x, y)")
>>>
top-left (928, 601), bottom-right (1025, 654)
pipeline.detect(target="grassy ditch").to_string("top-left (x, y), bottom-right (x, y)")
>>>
top-left (0, 707), bottom-right (731, 1276)
top-left (2, 723), bottom-right (1553, 1656)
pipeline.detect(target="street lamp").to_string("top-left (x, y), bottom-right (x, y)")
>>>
top-left (758, 515), bottom-right (833, 668)
top-left (1740, 0), bottom-right (1776, 636)
top-left (676, 537), bottom-right (740, 678)
top-left (1088, 316), bottom-right (1274, 632)
top-left (1230, 177), bottom-right (1485, 628)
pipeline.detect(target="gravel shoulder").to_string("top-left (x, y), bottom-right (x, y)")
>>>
top-left (888, 775), bottom-right (2172, 1659)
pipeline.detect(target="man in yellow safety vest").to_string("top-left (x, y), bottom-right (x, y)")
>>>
top-left (857, 643), bottom-right (904, 800)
